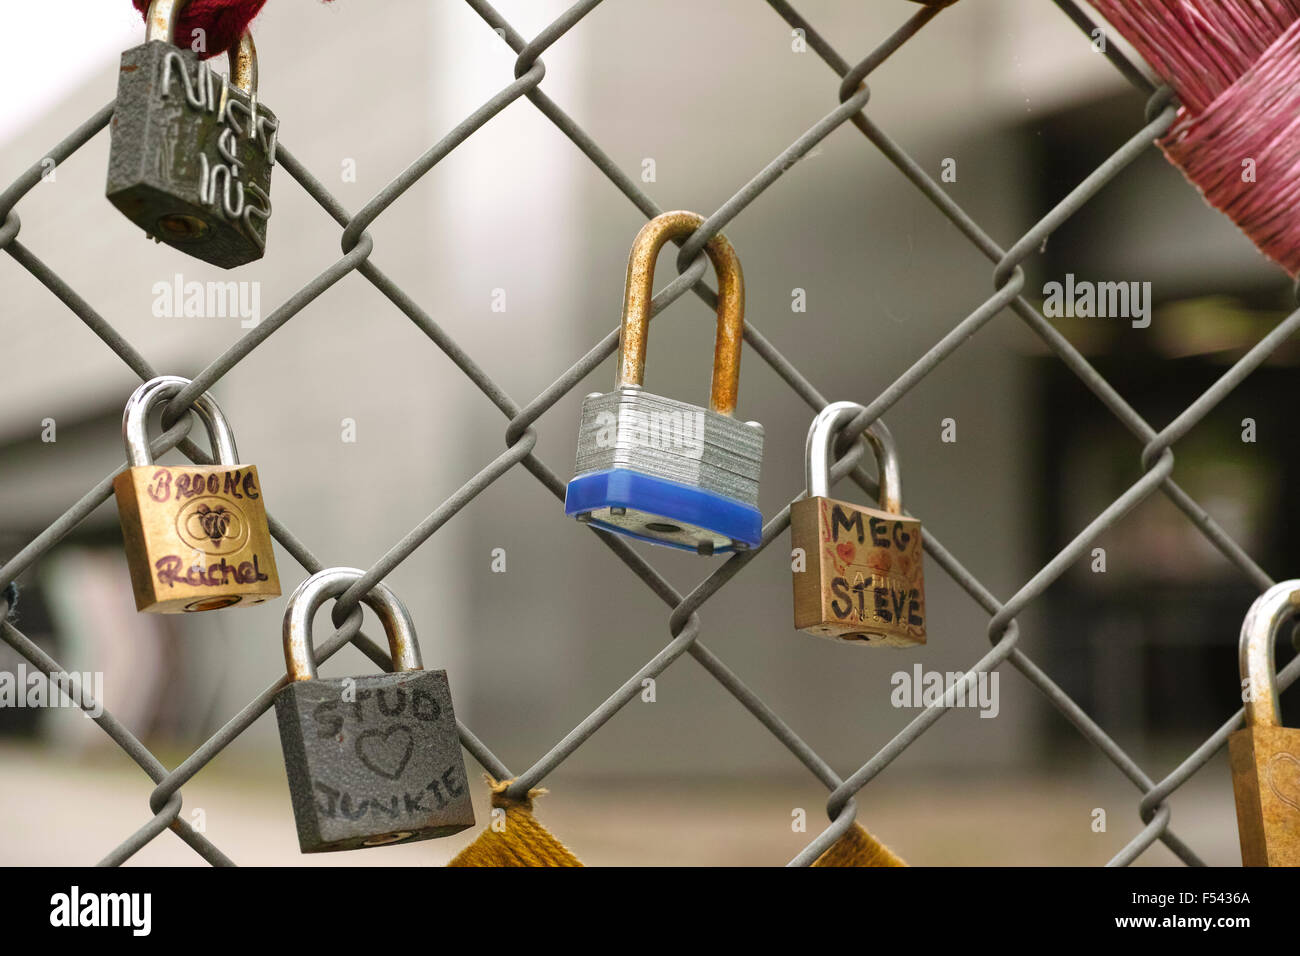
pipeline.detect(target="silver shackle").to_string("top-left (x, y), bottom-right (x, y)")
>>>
top-left (805, 401), bottom-right (902, 514)
top-left (283, 568), bottom-right (424, 683)
top-left (1238, 580), bottom-right (1300, 730)
top-left (123, 375), bottom-right (238, 469)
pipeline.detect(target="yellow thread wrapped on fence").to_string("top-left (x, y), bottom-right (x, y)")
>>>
top-left (811, 823), bottom-right (907, 867)
top-left (447, 777), bottom-right (582, 867)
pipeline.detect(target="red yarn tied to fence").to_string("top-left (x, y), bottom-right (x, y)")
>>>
top-left (130, 0), bottom-right (268, 60)
top-left (1090, 0), bottom-right (1300, 276)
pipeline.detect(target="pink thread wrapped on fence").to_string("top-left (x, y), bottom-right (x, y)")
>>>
top-left (1090, 0), bottom-right (1300, 275)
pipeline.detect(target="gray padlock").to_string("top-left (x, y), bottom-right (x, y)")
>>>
top-left (106, 0), bottom-right (277, 269)
top-left (273, 568), bottom-right (474, 853)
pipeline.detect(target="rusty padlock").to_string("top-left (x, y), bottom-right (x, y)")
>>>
top-left (274, 568), bottom-right (475, 853)
top-left (1229, 581), bottom-right (1300, 866)
top-left (106, 0), bottom-right (277, 268)
top-left (113, 375), bottom-right (280, 613)
top-left (790, 402), bottom-right (925, 646)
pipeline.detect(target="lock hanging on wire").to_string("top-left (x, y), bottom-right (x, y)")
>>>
top-left (564, 211), bottom-right (764, 555)
top-left (273, 568), bottom-right (475, 853)
top-left (790, 402), bottom-right (925, 646)
top-left (113, 375), bottom-right (280, 613)
top-left (1229, 581), bottom-right (1300, 866)
top-left (106, 0), bottom-right (277, 268)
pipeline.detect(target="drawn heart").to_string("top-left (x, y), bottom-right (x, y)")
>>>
top-left (1266, 752), bottom-right (1300, 813)
top-left (355, 725), bottom-right (414, 781)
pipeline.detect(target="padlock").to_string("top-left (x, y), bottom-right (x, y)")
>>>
top-left (790, 402), bottom-right (925, 646)
top-left (564, 211), bottom-right (764, 554)
top-left (274, 567), bottom-right (475, 853)
top-left (106, 0), bottom-right (277, 268)
top-left (1229, 581), bottom-right (1300, 866)
top-left (112, 375), bottom-right (280, 613)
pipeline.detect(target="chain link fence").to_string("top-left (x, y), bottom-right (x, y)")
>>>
top-left (1, 0), bottom-right (1295, 866)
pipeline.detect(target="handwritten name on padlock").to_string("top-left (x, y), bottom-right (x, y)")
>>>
top-left (307, 687), bottom-right (465, 823)
top-left (159, 51), bottom-right (276, 233)
top-left (154, 553), bottom-right (271, 589)
top-left (312, 767), bottom-right (467, 823)
top-left (822, 504), bottom-right (924, 632)
top-left (146, 466), bottom-right (260, 503)
top-left (309, 685), bottom-right (444, 738)
top-left (144, 467), bottom-right (271, 590)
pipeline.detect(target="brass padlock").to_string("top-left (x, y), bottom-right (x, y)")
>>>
top-left (1229, 581), bottom-right (1300, 866)
top-left (113, 375), bottom-right (280, 613)
top-left (790, 402), bottom-right (925, 646)
top-left (106, 0), bottom-right (277, 268)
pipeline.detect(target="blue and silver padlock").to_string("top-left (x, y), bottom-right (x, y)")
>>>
top-left (564, 211), bottom-right (764, 555)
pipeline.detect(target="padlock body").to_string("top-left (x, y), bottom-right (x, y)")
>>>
top-left (274, 671), bottom-right (474, 853)
top-left (107, 41), bottom-right (276, 269)
top-left (565, 387), bottom-right (763, 552)
top-left (790, 496), bottom-right (925, 646)
top-left (1229, 724), bottom-right (1300, 866)
top-left (113, 463), bottom-right (280, 612)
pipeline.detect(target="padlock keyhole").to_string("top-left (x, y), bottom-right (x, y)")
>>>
top-left (184, 595), bottom-right (241, 612)
top-left (645, 522), bottom-right (682, 534)
top-left (155, 214), bottom-right (212, 242)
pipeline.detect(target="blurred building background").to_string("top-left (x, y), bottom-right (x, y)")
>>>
top-left (0, 0), bottom-right (1291, 865)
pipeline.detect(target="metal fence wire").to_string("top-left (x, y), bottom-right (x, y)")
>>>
top-left (2, 0), bottom-right (1297, 867)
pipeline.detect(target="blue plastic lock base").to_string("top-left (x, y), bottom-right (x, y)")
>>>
top-left (565, 469), bottom-right (762, 553)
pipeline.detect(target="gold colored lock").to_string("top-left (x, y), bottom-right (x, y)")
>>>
top-left (1229, 581), bottom-right (1300, 866)
top-left (790, 402), bottom-right (925, 647)
top-left (112, 375), bottom-right (280, 613)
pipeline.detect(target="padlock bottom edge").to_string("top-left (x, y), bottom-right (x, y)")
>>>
top-left (297, 820), bottom-right (476, 854)
top-left (565, 468), bottom-right (761, 551)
